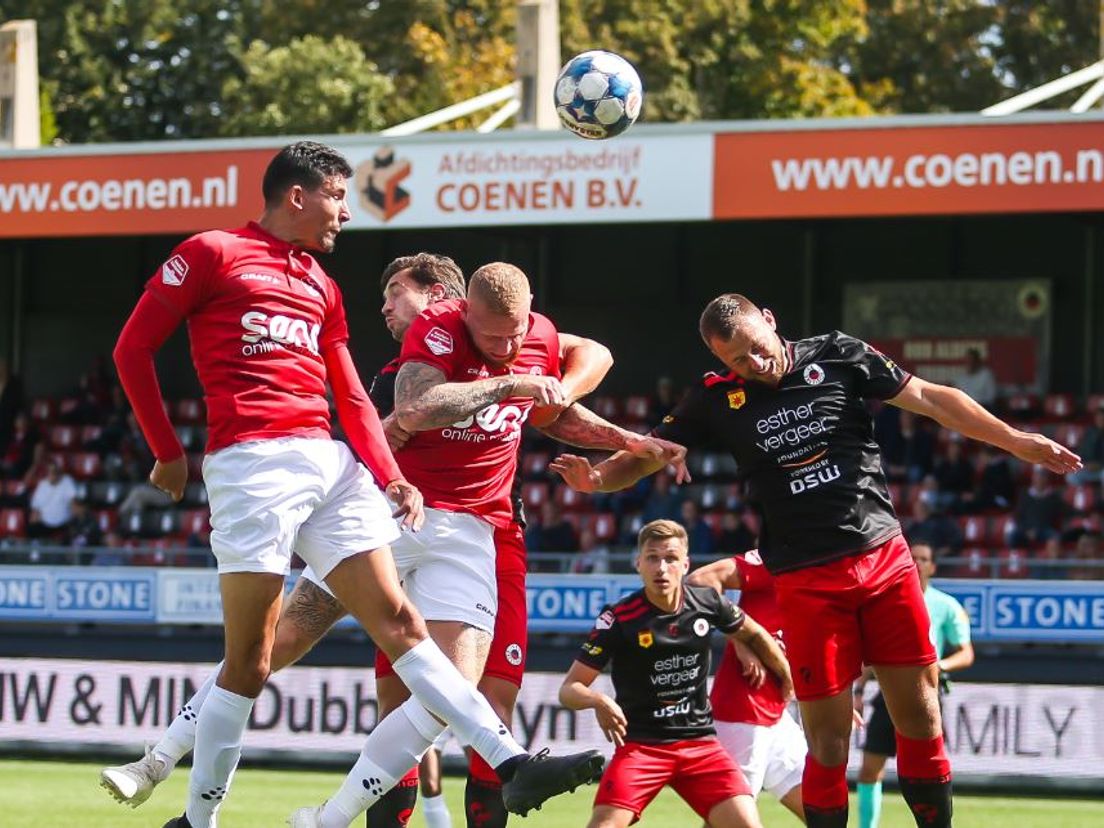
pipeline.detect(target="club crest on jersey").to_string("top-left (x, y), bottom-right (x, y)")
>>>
top-left (505, 643), bottom-right (523, 666)
top-left (803, 364), bottom-right (825, 385)
top-left (162, 255), bottom-right (189, 286)
top-left (424, 326), bottom-right (454, 356)
top-left (638, 630), bottom-right (654, 648)
top-left (727, 389), bottom-right (746, 410)
top-left (693, 618), bottom-right (710, 637)
top-left (595, 610), bottom-right (614, 630)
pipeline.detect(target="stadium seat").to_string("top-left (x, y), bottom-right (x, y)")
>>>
top-left (521, 451), bottom-right (550, 479)
top-left (958, 515), bottom-right (989, 546)
top-left (181, 481), bottom-right (209, 507)
top-left (623, 395), bottom-right (651, 422)
top-left (1063, 485), bottom-right (1097, 514)
top-left (620, 512), bottom-right (644, 543)
top-left (591, 512), bottom-right (617, 542)
top-left (592, 395), bottom-right (620, 420)
top-left (1085, 393), bottom-right (1104, 417)
top-left (949, 548), bottom-right (989, 578)
top-left (997, 548), bottom-right (1029, 579)
top-left (2, 479), bottom-right (28, 501)
top-left (186, 453), bottom-right (204, 480)
top-left (1054, 423), bottom-right (1085, 450)
top-left (88, 481), bottom-right (126, 507)
top-left (56, 397), bottom-right (81, 419)
top-left (118, 511), bottom-right (143, 537)
top-left (1005, 393), bottom-right (1040, 418)
top-left (47, 425), bottom-right (79, 450)
top-left (173, 398), bottom-right (205, 424)
top-left (521, 482), bottom-right (549, 511)
top-left (1043, 393), bottom-right (1076, 421)
top-left (68, 452), bottom-right (103, 480)
top-left (702, 512), bottom-right (724, 536)
top-left (989, 514), bottom-right (1016, 547)
top-left (94, 508), bottom-right (118, 534)
top-left (0, 508), bottom-right (26, 538)
top-left (140, 509), bottom-right (179, 538)
top-left (79, 424), bottom-right (103, 446)
top-left (177, 508), bottom-right (211, 538)
top-left (29, 398), bottom-right (55, 422)
top-left (175, 425), bottom-right (198, 452)
top-left (556, 484), bottom-right (592, 513)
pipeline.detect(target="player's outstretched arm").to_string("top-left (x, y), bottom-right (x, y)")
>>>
top-left (394, 361), bottom-right (565, 432)
top-left (538, 404), bottom-right (688, 475)
top-left (113, 292), bottom-right (188, 500)
top-left (890, 376), bottom-right (1082, 474)
top-left (732, 615), bottom-right (794, 701)
top-left (559, 661), bottom-right (627, 747)
top-left (686, 557), bottom-right (743, 594)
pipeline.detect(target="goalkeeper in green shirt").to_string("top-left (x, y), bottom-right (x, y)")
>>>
top-left (854, 541), bottom-right (974, 828)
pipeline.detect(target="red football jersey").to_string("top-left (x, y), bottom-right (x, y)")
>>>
top-left (145, 222), bottom-right (347, 453)
top-left (396, 299), bottom-right (560, 528)
top-left (711, 551), bottom-right (789, 726)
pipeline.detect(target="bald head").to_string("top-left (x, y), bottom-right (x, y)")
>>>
top-left (699, 293), bottom-right (764, 343)
top-left (468, 262), bottom-right (531, 316)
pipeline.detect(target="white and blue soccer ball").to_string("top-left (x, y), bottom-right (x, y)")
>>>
top-left (554, 50), bottom-right (643, 140)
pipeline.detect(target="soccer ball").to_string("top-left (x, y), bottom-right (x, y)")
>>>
top-left (554, 50), bottom-right (643, 140)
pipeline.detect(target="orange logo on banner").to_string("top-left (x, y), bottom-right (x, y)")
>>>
top-left (713, 120), bottom-right (1104, 220)
top-left (356, 147), bottom-right (411, 222)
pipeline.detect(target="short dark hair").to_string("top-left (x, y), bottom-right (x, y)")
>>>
top-left (699, 293), bottom-right (761, 342)
top-left (262, 141), bottom-right (353, 206)
top-left (380, 253), bottom-right (466, 300)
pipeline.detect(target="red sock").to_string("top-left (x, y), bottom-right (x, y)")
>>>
top-left (803, 754), bottom-right (849, 810)
top-left (895, 733), bottom-right (952, 782)
top-left (468, 751), bottom-right (502, 788)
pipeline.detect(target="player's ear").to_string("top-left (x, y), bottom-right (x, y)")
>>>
top-left (761, 308), bottom-right (777, 330)
top-left (429, 283), bottom-right (446, 301)
top-left (287, 184), bottom-right (306, 212)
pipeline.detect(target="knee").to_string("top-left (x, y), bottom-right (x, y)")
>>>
top-left (376, 602), bottom-right (428, 652)
top-left (220, 654), bottom-right (271, 697)
top-left (806, 729), bottom-right (851, 767)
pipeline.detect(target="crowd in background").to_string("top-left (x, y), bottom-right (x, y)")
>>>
top-left (2, 354), bottom-right (1103, 580)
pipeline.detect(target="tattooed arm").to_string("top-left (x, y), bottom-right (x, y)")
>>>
top-left (539, 403), bottom-right (688, 471)
top-left (394, 361), bottom-right (567, 432)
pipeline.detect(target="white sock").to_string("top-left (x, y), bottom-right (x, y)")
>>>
top-left (423, 793), bottom-right (452, 828)
top-left (185, 685), bottom-right (254, 828)
top-left (392, 639), bottom-right (526, 770)
top-left (320, 698), bottom-right (445, 828)
top-left (155, 662), bottom-right (222, 766)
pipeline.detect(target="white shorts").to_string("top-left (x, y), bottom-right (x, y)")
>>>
top-left (203, 437), bottom-right (399, 578)
top-left (303, 506), bottom-right (496, 633)
top-left (714, 710), bottom-right (807, 800)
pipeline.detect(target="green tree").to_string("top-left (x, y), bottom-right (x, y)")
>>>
top-left (219, 35), bottom-right (393, 137)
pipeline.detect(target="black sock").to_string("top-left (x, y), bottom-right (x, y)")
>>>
top-left (365, 778), bottom-right (418, 828)
top-left (465, 775), bottom-right (508, 828)
top-left (898, 775), bottom-right (953, 827)
top-left (493, 754), bottom-right (526, 784)
top-left (804, 804), bottom-right (849, 828)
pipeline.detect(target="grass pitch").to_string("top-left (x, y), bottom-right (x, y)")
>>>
top-left (3, 758), bottom-right (1102, 826)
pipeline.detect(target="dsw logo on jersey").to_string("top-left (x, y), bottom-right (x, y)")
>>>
top-left (789, 462), bottom-right (842, 494)
top-left (240, 310), bottom-right (321, 356)
top-left (441, 403), bottom-right (529, 443)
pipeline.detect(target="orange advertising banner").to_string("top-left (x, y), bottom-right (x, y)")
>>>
top-left (714, 120), bottom-right (1104, 219)
top-left (0, 149), bottom-right (273, 238)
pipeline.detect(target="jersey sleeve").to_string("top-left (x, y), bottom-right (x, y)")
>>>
top-left (143, 233), bottom-right (220, 318)
top-left (944, 597), bottom-right (972, 648)
top-left (652, 383), bottom-right (711, 448)
top-left (734, 552), bottom-right (771, 594)
top-left (319, 281), bottom-right (351, 353)
top-left (700, 587), bottom-right (745, 635)
top-left (837, 333), bottom-right (911, 400)
top-left (399, 311), bottom-right (460, 377)
top-left (532, 313), bottom-right (563, 379)
top-left (576, 606), bottom-right (619, 671)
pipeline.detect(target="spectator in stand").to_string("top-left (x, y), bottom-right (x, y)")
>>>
top-left (90, 530), bottom-right (127, 567)
top-left (571, 525), bottom-right (611, 574)
top-left (905, 496), bottom-right (962, 560)
top-left (1007, 468), bottom-right (1067, 548)
top-left (67, 500), bottom-right (104, 564)
top-left (932, 436), bottom-right (976, 514)
top-left (1069, 404), bottom-right (1104, 486)
top-left (27, 458), bottom-right (78, 540)
top-left (952, 348), bottom-right (998, 410)
top-left (679, 498), bottom-right (716, 557)
top-left (0, 357), bottom-right (24, 449)
top-left (86, 385), bottom-right (133, 454)
top-left (1, 411), bottom-right (43, 481)
top-left (883, 410), bottom-right (936, 484)
top-left (716, 510), bottom-right (756, 554)
top-left (971, 444), bottom-right (1016, 512)
top-left (525, 500), bottom-right (579, 558)
top-left (640, 470), bottom-right (682, 525)
top-left (1067, 530), bottom-right (1104, 580)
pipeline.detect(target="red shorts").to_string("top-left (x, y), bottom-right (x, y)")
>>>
top-left (594, 738), bottom-right (751, 822)
top-left (774, 534), bottom-right (936, 701)
top-left (375, 524), bottom-right (528, 687)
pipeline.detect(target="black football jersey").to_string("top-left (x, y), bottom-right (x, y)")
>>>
top-left (655, 332), bottom-right (910, 574)
top-left (369, 357), bottom-right (526, 525)
top-left (576, 583), bottom-right (745, 742)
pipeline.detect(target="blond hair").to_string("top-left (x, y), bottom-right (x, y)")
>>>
top-left (468, 262), bottom-right (531, 315)
top-left (637, 519), bottom-right (689, 553)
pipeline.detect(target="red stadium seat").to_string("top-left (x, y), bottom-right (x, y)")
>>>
top-left (1063, 485), bottom-right (1097, 514)
top-left (521, 451), bottom-right (550, 479)
top-left (178, 508), bottom-right (211, 538)
top-left (997, 548), bottom-right (1029, 579)
top-left (988, 514), bottom-right (1016, 547)
top-left (173, 398), bottom-right (205, 424)
top-left (948, 547), bottom-right (988, 578)
top-left (521, 482), bottom-right (549, 511)
top-left (0, 508), bottom-right (26, 537)
top-left (48, 425), bottom-right (79, 450)
top-left (186, 453), bottom-right (205, 480)
top-left (623, 395), bottom-right (651, 421)
top-left (556, 484), bottom-right (592, 513)
top-left (1042, 393), bottom-right (1076, 421)
top-left (1054, 423), bottom-right (1085, 450)
top-left (1005, 393), bottom-right (1040, 418)
top-left (29, 398), bottom-right (55, 422)
top-left (592, 395), bottom-right (620, 420)
top-left (69, 452), bottom-right (103, 480)
top-left (701, 512), bottom-right (724, 536)
top-left (958, 516), bottom-right (989, 546)
top-left (56, 397), bottom-right (81, 419)
top-left (2, 479), bottom-right (28, 501)
top-left (80, 425), bottom-right (103, 446)
top-left (1085, 394), bottom-right (1104, 418)
top-left (591, 512), bottom-right (618, 542)
top-left (94, 508), bottom-right (119, 534)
